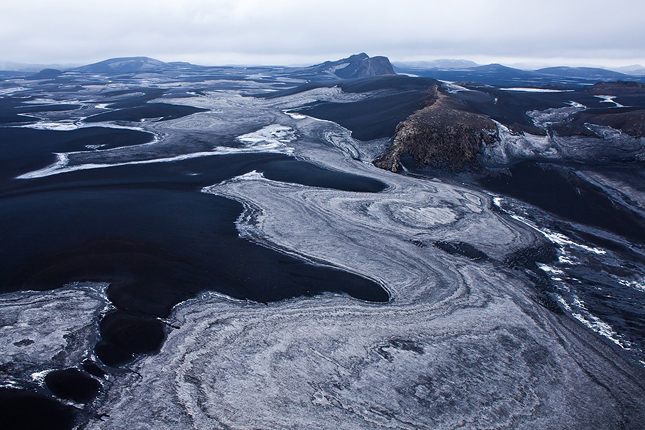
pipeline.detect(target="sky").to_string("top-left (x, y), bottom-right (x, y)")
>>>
top-left (2, 0), bottom-right (644, 68)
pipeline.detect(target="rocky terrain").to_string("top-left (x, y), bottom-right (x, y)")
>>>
top-left (374, 90), bottom-right (499, 171)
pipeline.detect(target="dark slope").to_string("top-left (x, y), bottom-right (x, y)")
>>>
top-left (0, 127), bottom-right (155, 181)
top-left (83, 103), bottom-right (207, 123)
top-left (260, 75), bottom-right (438, 99)
top-left (270, 75), bottom-right (439, 140)
top-left (480, 162), bottom-right (645, 243)
top-left (298, 91), bottom-right (432, 141)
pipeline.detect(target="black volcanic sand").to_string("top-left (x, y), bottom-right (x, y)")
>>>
top-left (84, 103), bottom-right (207, 123)
top-left (17, 104), bottom-right (82, 113)
top-left (0, 114), bottom-right (38, 124)
top-left (0, 151), bottom-right (386, 196)
top-left (263, 76), bottom-right (438, 140)
top-left (564, 262), bottom-right (645, 352)
top-left (0, 97), bottom-right (28, 115)
top-left (81, 360), bottom-right (106, 378)
top-left (479, 162), bottom-right (645, 243)
top-left (0, 127), bottom-right (155, 182)
top-left (0, 388), bottom-right (77, 430)
top-left (1, 95), bottom-right (78, 114)
top-left (0, 96), bottom-right (40, 124)
top-left (0, 152), bottom-right (389, 369)
top-left (97, 312), bottom-right (166, 366)
top-left (260, 158), bottom-right (387, 192)
top-left (45, 368), bottom-right (101, 404)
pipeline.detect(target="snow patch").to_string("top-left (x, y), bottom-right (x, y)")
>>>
top-left (237, 124), bottom-right (296, 148)
top-left (500, 88), bottom-right (573, 93)
top-left (595, 95), bottom-right (626, 108)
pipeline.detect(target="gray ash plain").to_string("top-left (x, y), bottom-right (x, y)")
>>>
top-left (0, 57), bottom-right (644, 429)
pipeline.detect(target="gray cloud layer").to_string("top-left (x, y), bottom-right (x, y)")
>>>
top-left (2, 0), bottom-right (644, 67)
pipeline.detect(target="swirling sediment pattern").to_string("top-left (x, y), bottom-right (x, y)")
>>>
top-left (88, 114), bottom-right (644, 428)
top-left (5, 84), bottom-right (643, 429)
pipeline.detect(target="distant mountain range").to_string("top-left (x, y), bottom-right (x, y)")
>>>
top-left (69, 53), bottom-right (397, 79)
top-left (614, 64), bottom-right (645, 75)
top-left (393, 62), bottom-right (645, 86)
top-left (536, 66), bottom-right (629, 80)
top-left (2, 54), bottom-right (645, 84)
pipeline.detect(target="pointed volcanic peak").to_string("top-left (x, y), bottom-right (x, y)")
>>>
top-left (305, 53), bottom-right (396, 79)
top-left (73, 56), bottom-right (177, 74)
top-left (537, 66), bottom-right (629, 80)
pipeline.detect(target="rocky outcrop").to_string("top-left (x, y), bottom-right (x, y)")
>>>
top-left (374, 92), bottom-right (499, 172)
top-left (333, 53), bottom-right (396, 79)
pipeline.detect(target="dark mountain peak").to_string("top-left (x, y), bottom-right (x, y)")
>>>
top-left (74, 56), bottom-right (176, 74)
top-left (348, 53), bottom-right (370, 61)
top-left (303, 53), bottom-right (396, 80)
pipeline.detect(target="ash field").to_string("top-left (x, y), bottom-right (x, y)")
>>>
top-left (1, 54), bottom-right (645, 429)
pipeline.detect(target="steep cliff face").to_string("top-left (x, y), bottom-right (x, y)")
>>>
top-left (374, 92), bottom-right (499, 172)
top-left (333, 54), bottom-right (396, 79)
top-left (299, 53), bottom-right (396, 80)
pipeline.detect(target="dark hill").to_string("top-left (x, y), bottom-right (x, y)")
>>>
top-left (27, 68), bottom-right (63, 80)
top-left (74, 57), bottom-right (176, 74)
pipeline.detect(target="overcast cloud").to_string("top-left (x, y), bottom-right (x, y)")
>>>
top-left (2, 0), bottom-right (644, 67)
